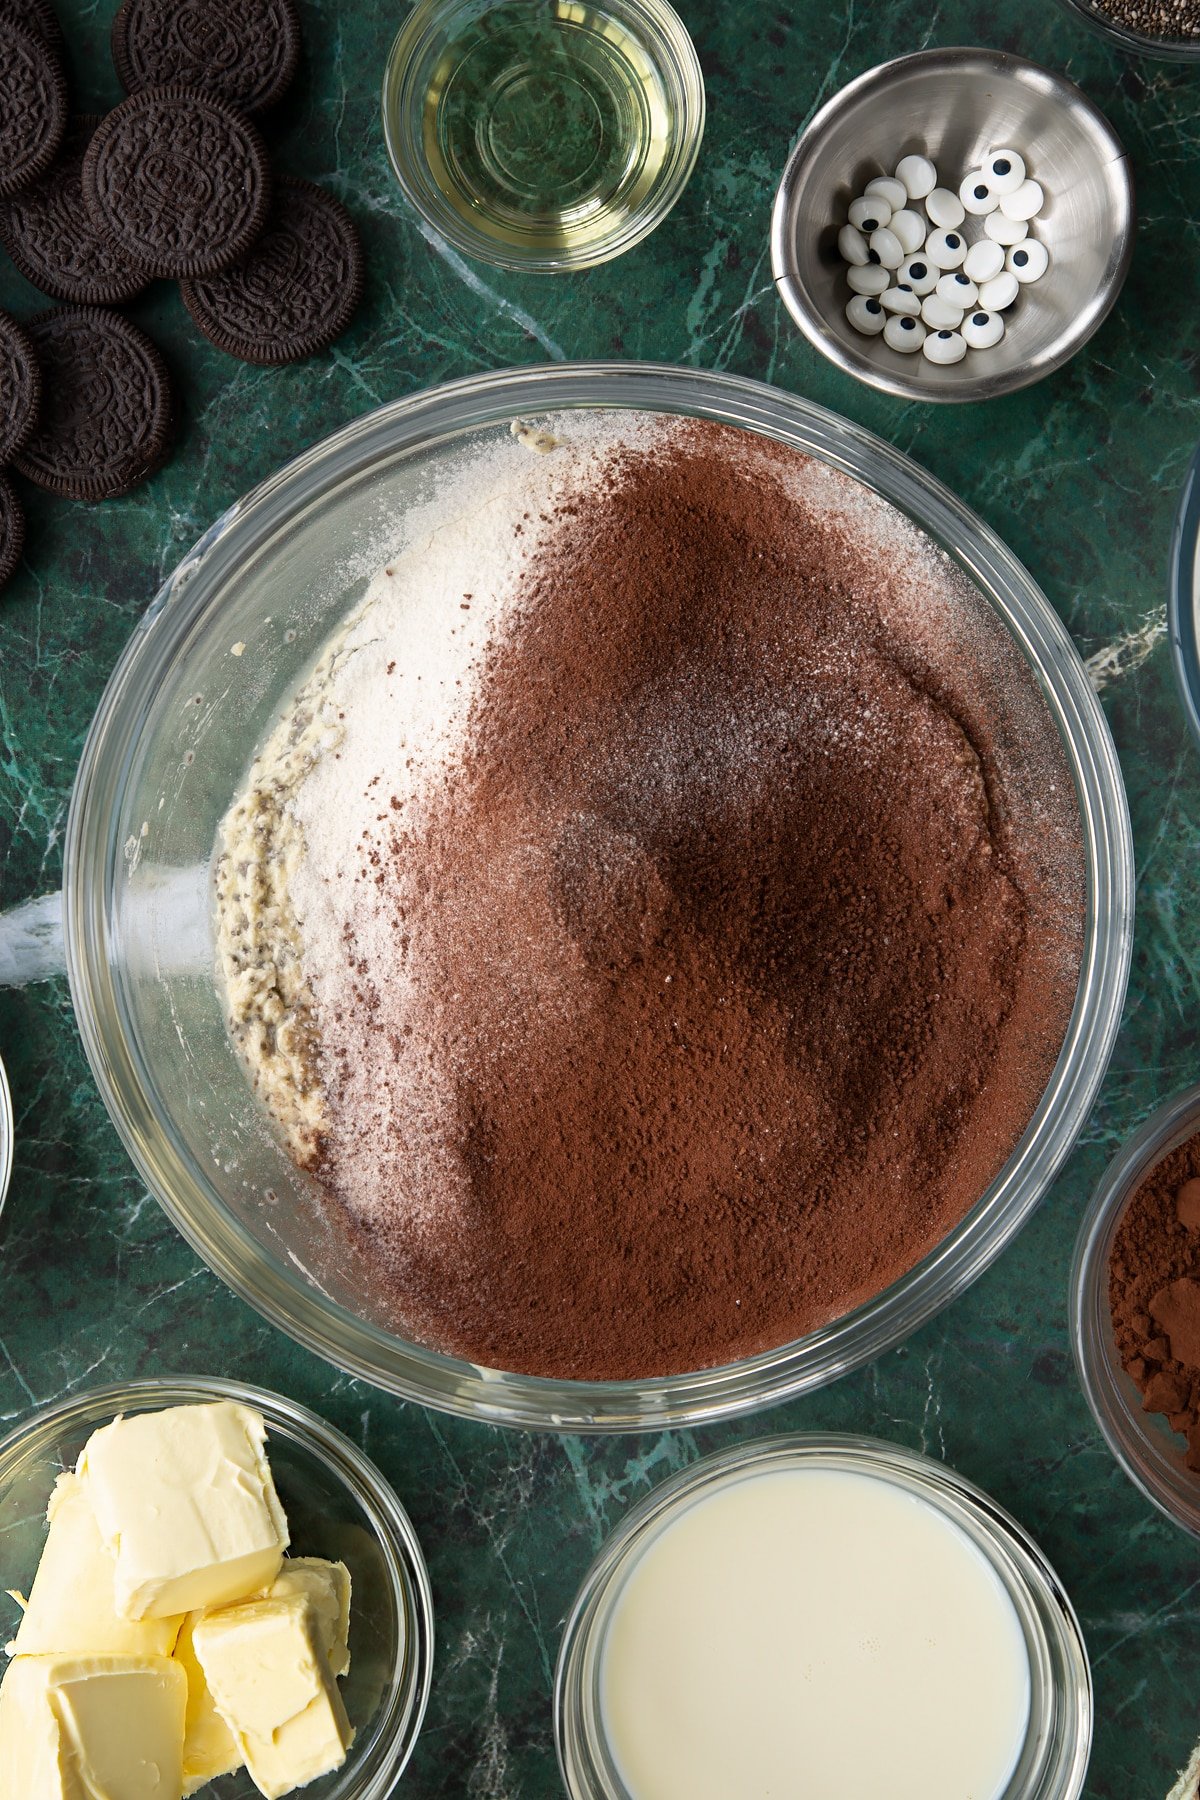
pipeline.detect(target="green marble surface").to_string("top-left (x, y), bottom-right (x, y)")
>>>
top-left (0, 0), bottom-right (1198, 1794)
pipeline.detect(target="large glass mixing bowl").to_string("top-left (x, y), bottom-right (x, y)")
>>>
top-left (63, 364), bottom-right (1134, 1432)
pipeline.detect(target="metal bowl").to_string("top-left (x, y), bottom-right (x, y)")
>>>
top-left (771, 48), bottom-right (1135, 403)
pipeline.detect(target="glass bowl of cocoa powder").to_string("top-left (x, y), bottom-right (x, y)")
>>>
top-left (1072, 1080), bottom-right (1200, 1536)
top-left (63, 364), bottom-right (1134, 1430)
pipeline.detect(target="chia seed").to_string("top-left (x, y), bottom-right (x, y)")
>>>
top-left (1088, 0), bottom-right (1200, 38)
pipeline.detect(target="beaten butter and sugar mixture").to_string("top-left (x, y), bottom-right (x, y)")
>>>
top-left (215, 413), bottom-right (1084, 1380)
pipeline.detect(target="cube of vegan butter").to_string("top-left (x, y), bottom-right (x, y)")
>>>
top-left (7, 1472), bottom-right (183, 1659)
top-left (0, 1651), bottom-right (186, 1799)
top-left (269, 1558), bottom-right (352, 1678)
top-left (193, 1591), bottom-right (354, 1800)
top-left (79, 1401), bottom-right (289, 1619)
top-left (174, 1612), bottom-right (244, 1796)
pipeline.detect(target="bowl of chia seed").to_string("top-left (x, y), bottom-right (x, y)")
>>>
top-left (1056, 0), bottom-right (1200, 62)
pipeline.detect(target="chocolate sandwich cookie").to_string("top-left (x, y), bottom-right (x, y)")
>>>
top-left (0, 473), bottom-right (25, 595)
top-left (81, 85), bottom-right (272, 281)
top-left (181, 178), bottom-right (364, 365)
top-left (12, 307), bottom-right (174, 501)
top-left (0, 116), bottom-right (151, 305)
top-left (4, 0), bottom-right (63, 49)
top-left (0, 10), bottom-right (67, 197)
top-left (0, 310), bottom-right (41, 462)
top-left (112, 0), bottom-right (302, 115)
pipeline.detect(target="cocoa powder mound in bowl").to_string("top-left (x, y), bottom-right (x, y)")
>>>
top-left (277, 416), bottom-right (1088, 1381)
top-left (67, 365), bottom-right (1134, 1429)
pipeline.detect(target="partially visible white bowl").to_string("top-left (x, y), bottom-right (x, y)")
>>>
top-left (0, 1054), bottom-right (11, 1219)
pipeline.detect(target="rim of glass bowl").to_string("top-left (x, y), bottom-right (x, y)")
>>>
top-left (1070, 1081), bottom-right (1200, 1537)
top-left (1054, 0), bottom-right (1200, 62)
top-left (0, 1375), bottom-right (434, 1800)
top-left (381, 0), bottom-right (705, 272)
top-left (0, 1054), bottom-right (11, 1220)
top-left (63, 362), bottom-right (1134, 1434)
top-left (554, 1433), bottom-right (1093, 1800)
top-left (1169, 441), bottom-right (1200, 756)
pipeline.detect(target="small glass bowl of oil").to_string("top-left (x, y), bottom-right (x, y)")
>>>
top-left (382, 0), bottom-right (705, 271)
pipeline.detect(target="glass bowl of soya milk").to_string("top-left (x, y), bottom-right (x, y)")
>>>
top-left (555, 1434), bottom-right (1092, 1800)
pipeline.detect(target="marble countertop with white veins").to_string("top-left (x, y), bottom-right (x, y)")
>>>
top-left (2, 0), bottom-right (1200, 1794)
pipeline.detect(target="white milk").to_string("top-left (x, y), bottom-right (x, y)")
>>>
top-left (599, 1466), bottom-right (1031, 1800)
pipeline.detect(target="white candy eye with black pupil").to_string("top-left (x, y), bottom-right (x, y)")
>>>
top-left (961, 308), bottom-right (1005, 348)
top-left (897, 255), bottom-right (937, 293)
top-left (1005, 237), bottom-right (1048, 283)
top-left (925, 228), bottom-right (967, 270)
top-left (984, 150), bottom-right (1025, 194)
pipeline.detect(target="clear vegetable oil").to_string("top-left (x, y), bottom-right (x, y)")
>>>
top-left (411, 0), bottom-right (679, 259)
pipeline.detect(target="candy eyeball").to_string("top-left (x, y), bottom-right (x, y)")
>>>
top-left (864, 175), bottom-right (908, 212)
top-left (959, 173), bottom-right (998, 216)
top-left (847, 262), bottom-right (892, 294)
top-left (925, 187), bottom-right (966, 229)
top-left (883, 313), bottom-right (927, 352)
top-left (935, 271), bottom-right (978, 307)
top-left (847, 294), bottom-right (887, 335)
top-left (848, 196), bottom-right (891, 232)
top-left (979, 270), bottom-right (1020, 311)
top-left (831, 145), bottom-right (1048, 371)
top-left (887, 208), bottom-right (926, 254)
top-left (999, 178), bottom-right (1044, 222)
top-left (925, 228), bottom-right (967, 270)
top-left (920, 293), bottom-right (964, 329)
top-left (868, 226), bottom-right (905, 270)
top-left (982, 149), bottom-right (1026, 195)
top-left (963, 238), bottom-right (1005, 283)
top-left (962, 309), bottom-right (1005, 349)
top-left (895, 154), bottom-right (937, 200)
top-left (880, 285), bottom-right (922, 315)
top-left (922, 328), bottom-right (967, 365)
top-left (983, 210), bottom-right (1029, 246)
top-left (897, 254), bottom-right (937, 295)
top-left (1007, 238), bottom-right (1049, 283)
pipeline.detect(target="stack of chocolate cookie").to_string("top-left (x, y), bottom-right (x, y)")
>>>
top-left (0, 0), bottom-right (365, 592)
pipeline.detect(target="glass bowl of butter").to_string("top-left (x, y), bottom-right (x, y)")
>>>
top-left (0, 1376), bottom-right (433, 1800)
